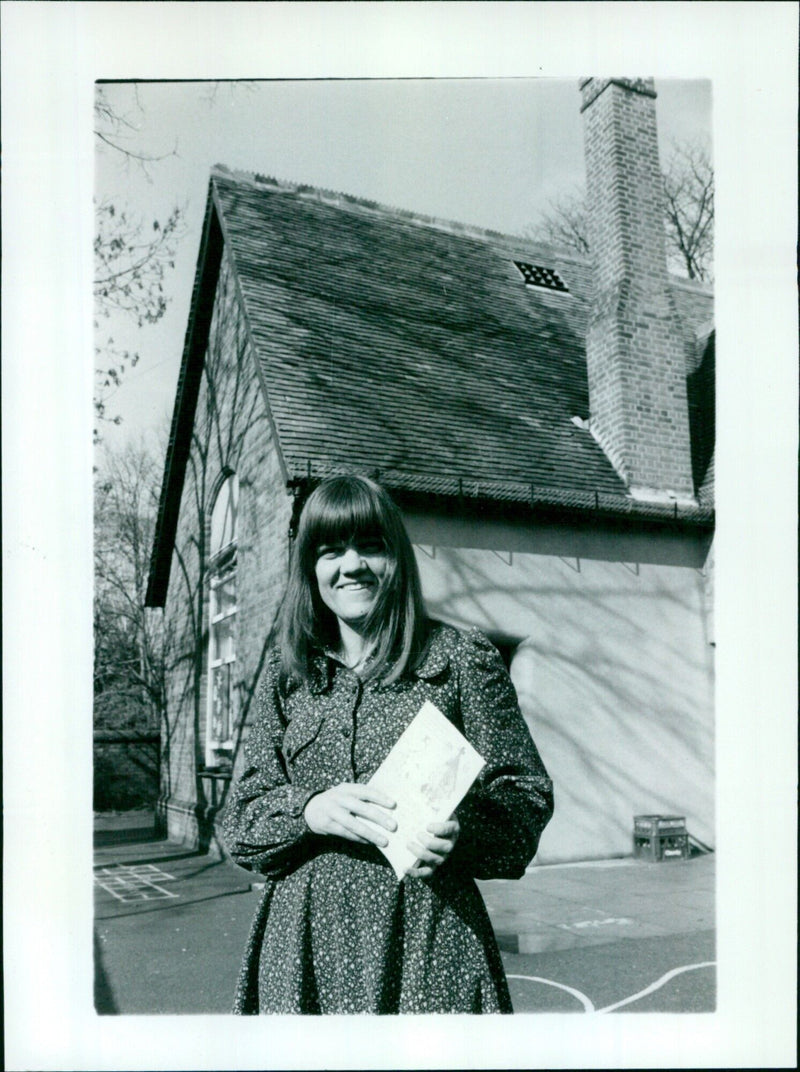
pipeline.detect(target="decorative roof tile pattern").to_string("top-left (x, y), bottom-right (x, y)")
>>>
top-left (211, 170), bottom-right (713, 510)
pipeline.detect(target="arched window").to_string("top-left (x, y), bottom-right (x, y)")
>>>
top-left (206, 473), bottom-right (239, 768)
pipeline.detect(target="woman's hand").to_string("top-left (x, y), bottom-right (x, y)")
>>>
top-left (406, 815), bottom-right (461, 879)
top-left (303, 782), bottom-right (397, 847)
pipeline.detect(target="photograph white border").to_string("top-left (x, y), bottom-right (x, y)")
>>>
top-left (3, 2), bottom-right (797, 1068)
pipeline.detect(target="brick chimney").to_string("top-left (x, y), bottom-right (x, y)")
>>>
top-left (580, 78), bottom-right (695, 502)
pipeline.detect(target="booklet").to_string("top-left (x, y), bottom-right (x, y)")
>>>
top-left (366, 700), bottom-right (485, 880)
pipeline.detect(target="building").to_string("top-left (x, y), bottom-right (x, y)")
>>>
top-left (145, 78), bottom-right (714, 862)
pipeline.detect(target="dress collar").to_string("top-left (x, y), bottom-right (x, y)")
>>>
top-left (305, 623), bottom-right (450, 693)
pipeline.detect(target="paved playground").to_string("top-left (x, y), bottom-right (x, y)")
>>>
top-left (94, 810), bottom-right (715, 1015)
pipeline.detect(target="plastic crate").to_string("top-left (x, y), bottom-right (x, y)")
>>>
top-left (634, 814), bottom-right (687, 836)
top-left (633, 815), bottom-right (690, 861)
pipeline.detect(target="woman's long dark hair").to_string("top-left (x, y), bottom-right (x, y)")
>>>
top-left (278, 475), bottom-right (428, 687)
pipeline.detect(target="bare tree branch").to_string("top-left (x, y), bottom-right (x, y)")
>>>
top-left (94, 86), bottom-right (179, 171)
top-left (662, 140), bottom-right (714, 281)
top-left (93, 88), bottom-right (185, 442)
top-left (524, 140), bottom-right (714, 283)
top-left (524, 186), bottom-right (590, 256)
top-left (95, 441), bottom-right (172, 740)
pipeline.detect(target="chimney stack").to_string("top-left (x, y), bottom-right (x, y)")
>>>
top-left (580, 78), bottom-right (695, 502)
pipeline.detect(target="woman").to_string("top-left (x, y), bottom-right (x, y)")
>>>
top-left (223, 475), bottom-right (553, 1014)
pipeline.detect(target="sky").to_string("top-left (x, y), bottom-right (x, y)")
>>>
top-left (95, 77), bottom-right (712, 452)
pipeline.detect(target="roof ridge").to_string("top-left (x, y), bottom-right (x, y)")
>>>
top-left (209, 163), bottom-right (592, 264)
top-left (209, 166), bottom-right (717, 291)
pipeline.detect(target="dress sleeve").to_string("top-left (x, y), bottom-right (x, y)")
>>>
top-left (451, 628), bottom-right (554, 880)
top-left (221, 653), bottom-right (318, 878)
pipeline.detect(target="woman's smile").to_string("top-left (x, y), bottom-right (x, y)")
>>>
top-left (315, 541), bottom-right (388, 624)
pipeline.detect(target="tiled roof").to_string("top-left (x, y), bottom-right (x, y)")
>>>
top-left (146, 169), bottom-right (715, 606)
top-left (211, 169), bottom-right (713, 512)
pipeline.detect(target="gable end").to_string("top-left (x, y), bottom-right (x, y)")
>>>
top-left (145, 193), bottom-right (224, 608)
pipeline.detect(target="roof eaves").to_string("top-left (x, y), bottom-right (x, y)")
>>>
top-left (287, 464), bottom-right (715, 528)
top-left (145, 185), bottom-right (224, 608)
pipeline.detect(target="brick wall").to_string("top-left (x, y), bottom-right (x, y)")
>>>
top-left (160, 249), bottom-right (293, 848)
top-left (581, 78), bottom-right (695, 500)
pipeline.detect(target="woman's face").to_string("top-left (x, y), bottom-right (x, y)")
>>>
top-left (314, 537), bottom-right (389, 629)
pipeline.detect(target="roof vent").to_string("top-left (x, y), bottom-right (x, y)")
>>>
top-left (513, 262), bottom-right (569, 293)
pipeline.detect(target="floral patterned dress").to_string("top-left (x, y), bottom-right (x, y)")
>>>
top-left (222, 622), bottom-right (554, 1014)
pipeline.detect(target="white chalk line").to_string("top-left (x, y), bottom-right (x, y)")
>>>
top-left (507, 960), bottom-right (716, 1014)
top-left (596, 961), bottom-right (716, 1013)
top-left (506, 975), bottom-right (595, 1012)
top-left (94, 864), bottom-right (180, 902)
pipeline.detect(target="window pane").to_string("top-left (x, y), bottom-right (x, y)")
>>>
top-left (212, 616), bottom-right (235, 663)
top-left (210, 474), bottom-right (239, 555)
top-left (211, 575), bottom-right (236, 619)
top-left (211, 663), bottom-right (232, 744)
top-left (207, 479), bottom-right (238, 760)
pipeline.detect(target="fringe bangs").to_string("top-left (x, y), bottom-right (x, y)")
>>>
top-left (299, 480), bottom-right (388, 572)
top-left (278, 476), bottom-right (428, 688)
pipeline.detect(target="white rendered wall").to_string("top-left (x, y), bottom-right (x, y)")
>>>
top-left (411, 535), bottom-right (714, 864)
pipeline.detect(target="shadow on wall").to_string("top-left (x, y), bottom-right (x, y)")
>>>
top-left (417, 546), bottom-right (715, 863)
top-left (160, 255), bottom-right (285, 853)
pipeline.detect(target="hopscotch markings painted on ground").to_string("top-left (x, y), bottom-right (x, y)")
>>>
top-left (94, 863), bottom-right (180, 903)
top-left (507, 961), bottom-right (716, 1014)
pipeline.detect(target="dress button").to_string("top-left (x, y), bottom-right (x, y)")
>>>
top-left (341, 724), bottom-right (352, 737)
